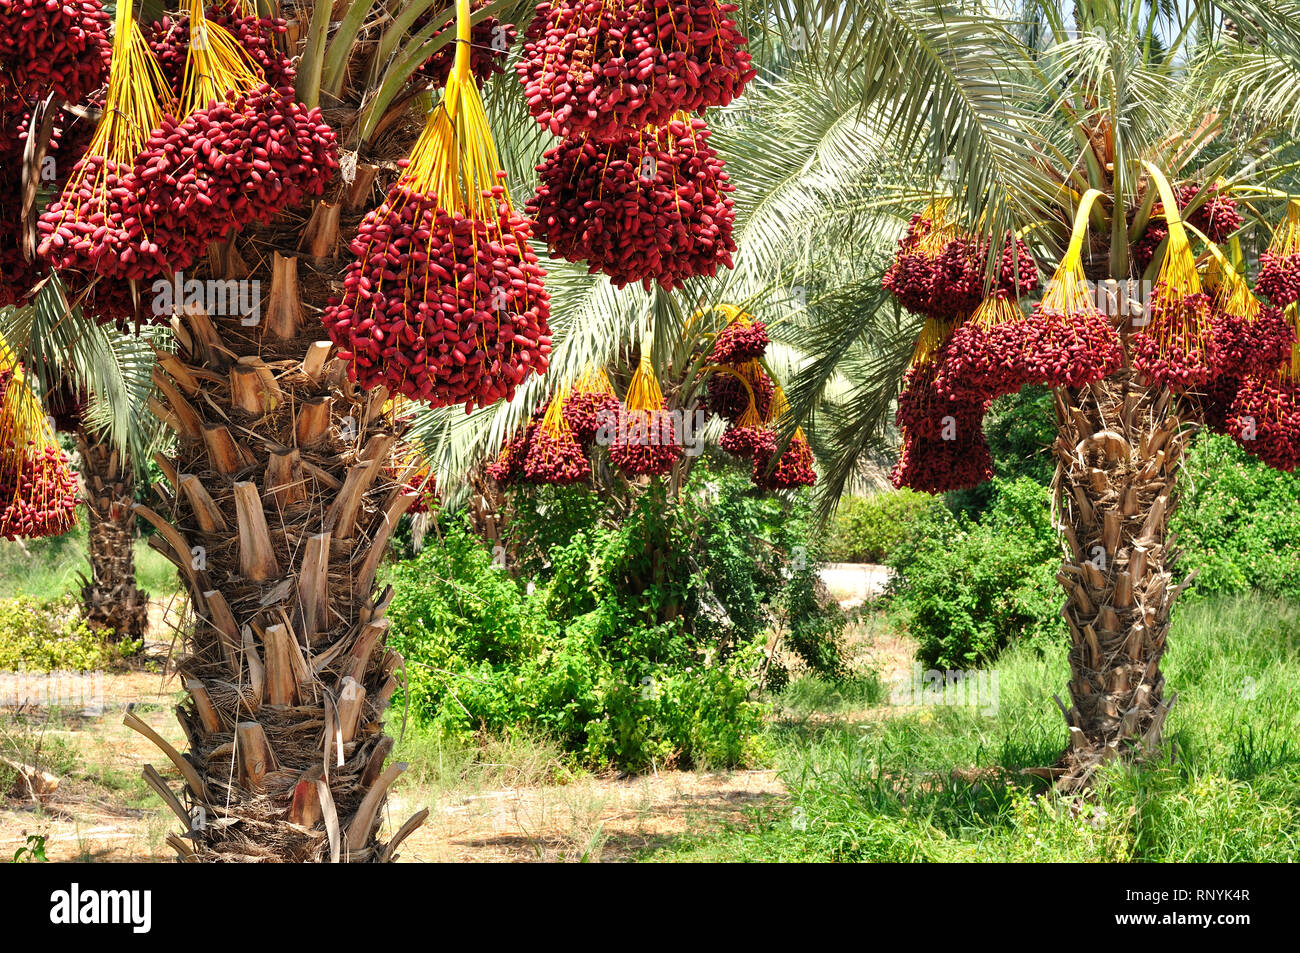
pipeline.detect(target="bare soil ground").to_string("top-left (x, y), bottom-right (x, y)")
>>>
top-left (1, 600), bottom-right (911, 862)
top-left (0, 601), bottom-right (791, 863)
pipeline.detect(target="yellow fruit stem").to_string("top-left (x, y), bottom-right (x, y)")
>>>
top-left (575, 364), bottom-right (617, 397)
top-left (0, 335), bottom-right (71, 518)
top-left (542, 384), bottom-right (572, 436)
top-left (909, 317), bottom-right (955, 368)
top-left (58, 1), bottom-right (176, 224)
top-left (625, 352), bottom-right (665, 415)
top-left (969, 293), bottom-right (1022, 330)
top-left (181, 0), bottom-right (266, 116)
top-left (1267, 200), bottom-right (1300, 257)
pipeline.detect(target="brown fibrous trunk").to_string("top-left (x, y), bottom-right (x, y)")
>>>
top-left (75, 431), bottom-right (149, 642)
top-left (1049, 370), bottom-right (1193, 792)
top-left (134, 247), bottom-right (425, 861)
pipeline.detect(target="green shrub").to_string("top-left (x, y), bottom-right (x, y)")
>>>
top-left (385, 463), bottom-right (848, 770)
top-left (686, 467), bottom-right (848, 685)
top-left (386, 518), bottom-right (766, 771)
top-left (826, 489), bottom-right (943, 563)
top-left (499, 483), bottom-right (606, 578)
top-left (1173, 431), bottom-right (1300, 601)
top-left (0, 596), bottom-right (119, 671)
top-left (887, 478), bottom-right (1064, 668)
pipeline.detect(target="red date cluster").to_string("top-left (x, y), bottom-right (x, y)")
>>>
top-left (487, 422), bottom-right (535, 485)
top-left (608, 404), bottom-right (683, 476)
top-left (1019, 304), bottom-right (1123, 388)
top-left (0, 443), bottom-right (79, 539)
top-left (0, 98), bottom-right (95, 159)
top-left (890, 426), bottom-right (993, 495)
top-left (528, 116), bottom-right (736, 291)
top-left (38, 155), bottom-right (180, 281)
top-left (933, 301), bottom-right (1028, 402)
top-left (1132, 224), bottom-right (1167, 273)
top-left (40, 80), bottom-right (335, 294)
top-left (751, 431), bottom-right (816, 489)
top-left (400, 469), bottom-right (440, 514)
top-left (935, 235), bottom-right (1039, 320)
top-left (518, 0), bottom-right (755, 142)
top-left (1227, 376), bottom-right (1300, 472)
top-left (0, 0), bottom-right (110, 111)
top-left (1199, 375), bottom-right (1242, 436)
top-left (522, 424), bottom-right (592, 484)
top-left (0, 168), bottom-right (44, 308)
top-left (881, 213), bottom-right (940, 315)
top-left (1212, 305), bottom-right (1296, 379)
top-left (1256, 252), bottom-right (1300, 307)
top-left (710, 319), bottom-right (768, 364)
top-left (895, 361), bottom-right (989, 442)
top-left (1130, 287), bottom-right (1218, 390)
top-left (0, 368), bottom-right (79, 540)
top-left (719, 424), bottom-right (775, 459)
top-left (70, 276), bottom-right (143, 328)
top-left (891, 358), bottom-right (992, 494)
top-left (562, 389), bottom-right (620, 445)
top-left (139, 84), bottom-right (338, 250)
top-left (323, 186), bottom-right (553, 412)
top-left (1132, 185), bottom-right (1241, 272)
top-left (147, 1), bottom-right (296, 92)
top-left (706, 362), bottom-right (773, 423)
top-left (884, 223), bottom-right (1039, 322)
top-left (42, 377), bottom-right (87, 432)
top-left (416, 0), bottom-right (516, 87)
top-left (1178, 183), bottom-right (1242, 244)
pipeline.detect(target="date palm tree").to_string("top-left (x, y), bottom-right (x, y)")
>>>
top-left (6, 0), bottom-right (538, 862)
top-left (1, 287), bottom-right (159, 639)
top-left (8, 0), bottom-right (1300, 862)
top-left (416, 0), bottom-right (1300, 794)
top-left (759, 0), bottom-right (1300, 790)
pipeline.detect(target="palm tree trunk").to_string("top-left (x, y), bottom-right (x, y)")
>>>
top-left (135, 251), bottom-right (426, 862)
top-left (1051, 370), bottom-right (1191, 791)
top-left (75, 431), bottom-right (149, 641)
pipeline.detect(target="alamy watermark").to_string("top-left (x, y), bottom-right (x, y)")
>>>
top-left (889, 663), bottom-right (999, 717)
top-left (1049, 278), bottom-right (1158, 326)
top-left (594, 407), bottom-right (709, 457)
top-left (0, 670), bottom-right (104, 716)
top-left (151, 271), bottom-right (261, 326)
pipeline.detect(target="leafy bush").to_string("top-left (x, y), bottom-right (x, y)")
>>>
top-left (887, 478), bottom-right (1064, 668)
top-left (499, 483), bottom-right (606, 578)
top-left (1173, 432), bottom-right (1300, 601)
top-left (826, 489), bottom-right (944, 563)
top-left (390, 483), bottom-right (803, 769)
top-left (388, 530), bottom-right (765, 770)
top-left (386, 463), bottom-right (849, 770)
top-left (686, 467), bottom-right (848, 687)
top-left (0, 596), bottom-right (121, 671)
top-left (882, 424), bottom-right (1300, 668)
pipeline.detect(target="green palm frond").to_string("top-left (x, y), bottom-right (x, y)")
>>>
top-left (0, 278), bottom-right (166, 470)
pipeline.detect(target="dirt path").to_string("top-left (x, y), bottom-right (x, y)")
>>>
top-left (385, 768), bottom-right (785, 862)
top-left (1, 601), bottom-right (788, 862)
top-left (2, 606), bottom-right (920, 862)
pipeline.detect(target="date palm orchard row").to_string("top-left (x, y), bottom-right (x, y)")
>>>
top-left (4, 0), bottom-right (1300, 854)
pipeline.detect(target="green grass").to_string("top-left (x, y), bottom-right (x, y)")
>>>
top-left (775, 673), bottom-right (886, 717)
top-left (0, 513), bottom-right (178, 602)
top-left (647, 594), bottom-right (1300, 862)
top-left (393, 722), bottom-right (579, 796)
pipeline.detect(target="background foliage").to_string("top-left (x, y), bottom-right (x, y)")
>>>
top-left (386, 461), bottom-right (846, 769)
